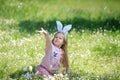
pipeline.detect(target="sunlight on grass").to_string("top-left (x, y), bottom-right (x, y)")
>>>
top-left (0, 0), bottom-right (120, 21)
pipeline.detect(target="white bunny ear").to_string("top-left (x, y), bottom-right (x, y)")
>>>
top-left (56, 21), bottom-right (63, 32)
top-left (63, 24), bottom-right (72, 34)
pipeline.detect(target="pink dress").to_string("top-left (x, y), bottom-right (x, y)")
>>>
top-left (36, 43), bottom-right (62, 76)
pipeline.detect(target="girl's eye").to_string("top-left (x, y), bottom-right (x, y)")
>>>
top-left (59, 38), bottom-right (62, 39)
top-left (55, 36), bottom-right (62, 40)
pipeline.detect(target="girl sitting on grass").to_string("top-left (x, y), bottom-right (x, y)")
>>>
top-left (35, 21), bottom-right (72, 76)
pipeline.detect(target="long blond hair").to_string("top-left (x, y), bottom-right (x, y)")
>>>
top-left (52, 32), bottom-right (69, 73)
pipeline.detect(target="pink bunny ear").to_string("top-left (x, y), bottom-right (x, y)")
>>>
top-left (63, 24), bottom-right (72, 39)
top-left (56, 21), bottom-right (63, 32)
top-left (63, 24), bottom-right (72, 34)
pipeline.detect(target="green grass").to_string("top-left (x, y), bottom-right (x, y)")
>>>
top-left (0, 0), bottom-right (120, 21)
top-left (0, 0), bottom-right (119, 34)
top-left (0, 0), bottom-right (120, 79)
top-left (0, 29), bottom-right (120, 79)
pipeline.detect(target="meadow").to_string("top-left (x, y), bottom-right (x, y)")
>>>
top-left (0, 0), bottom-right (120, 80)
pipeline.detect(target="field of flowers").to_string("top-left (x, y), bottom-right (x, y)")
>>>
top-left (0, 29), bottom-right (120, 79)
top-left (0, 0), bottom-right (120, 80)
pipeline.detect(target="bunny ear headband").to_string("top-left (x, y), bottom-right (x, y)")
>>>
top-left (56, 21), bottom-right (72, 39)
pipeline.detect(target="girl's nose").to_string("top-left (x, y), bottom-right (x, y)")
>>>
top-left (56, 38), bottom-right (59, 41)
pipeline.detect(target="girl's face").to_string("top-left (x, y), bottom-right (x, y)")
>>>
top-left (53, 32), bottom-right (65, 48)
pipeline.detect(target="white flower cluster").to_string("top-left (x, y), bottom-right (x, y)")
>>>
top-left (22, 66), bottom-right (33, 79)
top-left (23, 66), bottom-right (33, 72)
top-left (43, 73), bottom-right (69, 80)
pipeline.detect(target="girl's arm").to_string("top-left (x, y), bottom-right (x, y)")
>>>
top-left (36, 28), bottom-right (52, 54)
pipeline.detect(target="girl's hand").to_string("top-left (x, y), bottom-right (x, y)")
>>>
top-left (36, 28), bottom-right (51, 53)
top-left (36, 28), bottom-right (48, 36)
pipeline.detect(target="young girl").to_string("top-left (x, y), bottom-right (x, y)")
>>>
top-left (36, 21), bottom-right (72, 76)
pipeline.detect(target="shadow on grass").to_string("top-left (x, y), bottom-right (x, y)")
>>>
top-left (9, 68), bottom-right (84, 79)
top-left (9, 67), bottom-right (120, 80)
top-left (18, 17), bottom-right (120, 35)
top-left (10, 65), bottom-right (36, 79)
